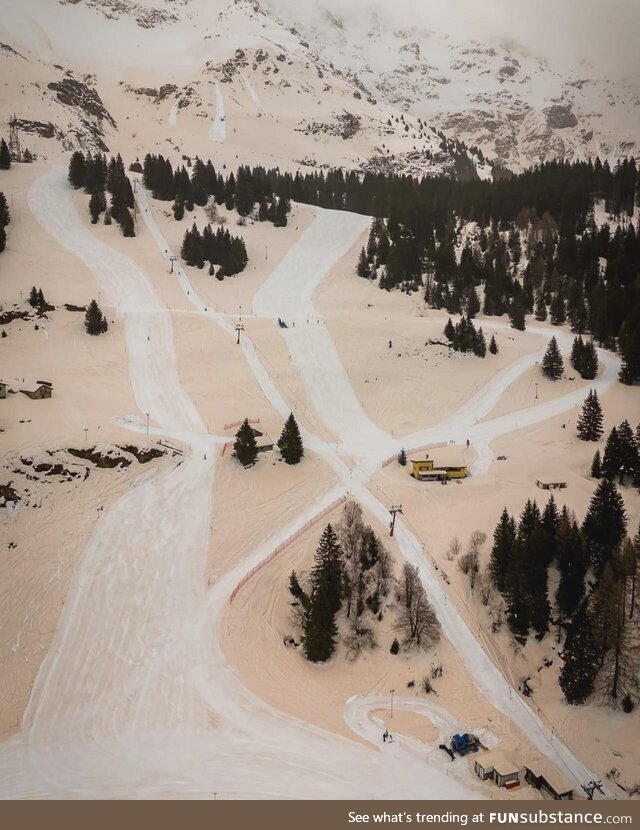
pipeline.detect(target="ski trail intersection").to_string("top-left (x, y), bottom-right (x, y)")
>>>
top-left (0, 167), bottom-right (616, 798)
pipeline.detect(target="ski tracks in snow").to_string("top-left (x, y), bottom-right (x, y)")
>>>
top-left (209, 81), bottom-right (226, 143)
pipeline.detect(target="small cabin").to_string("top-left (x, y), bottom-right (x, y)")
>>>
top-left (475, 752), bottom-right (520, 789)
top-left (536, 476), bottom-right (567, 491)
top-left (524, 761), bottom-right (574, 800)
top-left (20, 380), bottom-right (52, 400)
top-left (0, 382), bottom-right (6, 399)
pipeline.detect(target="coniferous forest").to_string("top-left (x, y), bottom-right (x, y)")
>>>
top-left (126, 153), bottom-right (640, 384)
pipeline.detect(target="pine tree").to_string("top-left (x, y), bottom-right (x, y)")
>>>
top-left (534, 291), bottom-right (547, 322)
top-left (0, 138), bottom-right (11, 170)
top-left (398, 448), bottom-right (407, 466)
top-left (508, 294), bottom-right (526, 331)
top-left (36, 288), bottom-right (45, 308)
top-left (489, 334), bottom-right (498, 354)
top-left (559, 600), bottom-right (600, 704)
top-left (84, 299), bottom-right (108, 335)
top-left (356, 247), bottom-right (370, 278)
top-left (541, 336), bottom-right (564, 380)
top-left (444, 317), bottom-right (455, 341)
top-left (303, 524), bottom-right (343, 663)
top-left (555, 515), bottom-right (587, 620)
top-left (489, 508), bottom-right (516, 594)
top-left (29, 286), bottom-right (39, 308)
top-left (473, 327), bottom-right (487, 358)
top-left (233, 418), bottom-right (258, 467)
top-left (118, 207), bottom-right (135, 237)
top-left (602, 426), bottom-right (622, 480)
top-left (277, 413), bottom-right (304, 465)
top-left (0, 192), bottom-right (11, 227)
top-left (617, 420), bottom-right (640, 485)
top-left (576, 389), bottom-right (604, 441)
top-left (68, 151), bottom-right (86, 189)
top-left (591, 449), bottom-right (602, 479)
top-left (582, 479), bottom-right (627, 574)
top-left (89, 191), bottom-right (105, 224)
top-left (580, 340), bottom-right (598, 380)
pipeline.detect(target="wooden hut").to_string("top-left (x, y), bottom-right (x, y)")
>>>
top-left (524, 760), bottom-right (574, 800)
top-left (474, 752), bottom-right (520, 789)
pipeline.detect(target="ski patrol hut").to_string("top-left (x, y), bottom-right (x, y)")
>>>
top-left (524, 760), bottom-right (574, 800)
top-left (410, 451), bottom-right (468, 482)
top-left (0, 382), bottom-right (6, 399)
top-left (474, 752), bottom-right (520, 790)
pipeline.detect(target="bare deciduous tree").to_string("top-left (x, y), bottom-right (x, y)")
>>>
top-left (395, 563), bottom-right (440, 649)
top-left (446, 536), bottom-right (461, 561)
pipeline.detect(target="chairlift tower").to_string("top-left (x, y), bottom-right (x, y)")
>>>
top-left (235, 306), bottom-right (244, 345)
top-left (389, 504), bottom-right (403, 537)
top-left (9, 114), bottom-right (21, 161)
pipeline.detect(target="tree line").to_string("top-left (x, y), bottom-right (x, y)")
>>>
top-left (68, 151), bottom-right (135, 237)
top-left (141, 154), bottom-right (291, 226)
top-left (488, 481), bottom-right (638, 710)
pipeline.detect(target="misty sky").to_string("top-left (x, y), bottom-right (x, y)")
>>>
top-left (264, 0), bottom-right (640, 81)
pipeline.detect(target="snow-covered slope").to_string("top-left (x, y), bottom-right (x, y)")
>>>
top-left (0, 0), bottom-right (489, 177)
top-left (261, 1), bottom-right (640, 171)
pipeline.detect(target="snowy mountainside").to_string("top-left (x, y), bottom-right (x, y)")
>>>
top-left (261, 1), bottom-right (640, 171)
top-left (0, 0), bottom-right (491, 178)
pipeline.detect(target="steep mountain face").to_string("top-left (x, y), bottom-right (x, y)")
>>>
top-left (0, 0), bottom-right (490, 178)
top-left (261, 2), bottom-right (640, 171)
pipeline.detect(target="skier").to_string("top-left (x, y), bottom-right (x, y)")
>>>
top-left (389, 340), bottom-right (392, 349)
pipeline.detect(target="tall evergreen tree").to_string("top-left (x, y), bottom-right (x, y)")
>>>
top-left (0, 138), bottom-right (11, 170)
top-left (601, 426), bottom-right (622, 480)
top-left (233, 418), bottom-right (258, 467)
top-left (277, 413), bottom-right (304, 465)
top-left (356, 247), bottom-right (370, 278)
top-left (559, 600), bottom-right (600, 704)
top-left (541, 336), bottom-right (564, 380)
top-left (591, 449), bottom-right (602, 479)
top-left (582, 479), bottom-right (627, 573)
top-left (489, 508), bottom-right (516, 593)
top-left (576, 389), bottom-right (604, 441)
top-left (68, 151), bottom-right (86, 189)
top-left (555, 515), bottom-right (587, 620)
top-left (488, 334), bottom-right (498, 355)
top-left (303, 524), bottom-right (343, 663)
top-left (0, 192), bottom-right (11, 227)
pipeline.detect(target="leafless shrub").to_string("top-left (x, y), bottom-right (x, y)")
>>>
top-left (421, 675), bottom-right (434, 694)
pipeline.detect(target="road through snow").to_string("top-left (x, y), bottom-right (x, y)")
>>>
top-left (0, 172), bottom-right (610, 797)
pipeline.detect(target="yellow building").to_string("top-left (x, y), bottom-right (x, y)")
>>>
top-left (410, 453), bottom-right (468, 481)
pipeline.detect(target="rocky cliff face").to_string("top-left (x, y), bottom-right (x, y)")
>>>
top-left (260, 2), bottom-right (640, 171)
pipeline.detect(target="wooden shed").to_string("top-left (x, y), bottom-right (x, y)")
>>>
top-left (0, 382), bottom-right (6, 399)
top-left (524, 760), bottom-right (574, 800)
top-left (474, 751), bottom-right (520, 789)
top-left (536, 476), bottom-right (567, 491)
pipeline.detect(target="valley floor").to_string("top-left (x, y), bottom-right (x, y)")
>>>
top-left (0, 163), bottom-right (638, 799)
